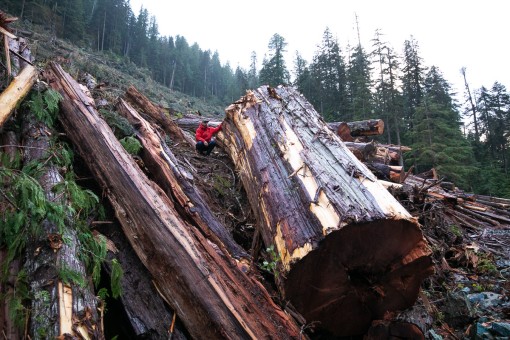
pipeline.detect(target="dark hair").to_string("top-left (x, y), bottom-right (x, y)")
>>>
top-left (202, 120), bottom-right (209, 125)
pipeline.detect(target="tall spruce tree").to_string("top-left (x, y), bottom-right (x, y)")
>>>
top-left (259, 33), bottom-right (290, 87)
top-left (406, 66), bottom-right (476, 188)
top-left (401, 37), bottom-right (426, 145)
top-left (371, 30), bottom-right (403, 147)
top-left (346, 44), bottom-right (374, 120)
top-left (309, 27), bottom-right (348, 121)
top-left (247, 52), bottom-right (259, 90)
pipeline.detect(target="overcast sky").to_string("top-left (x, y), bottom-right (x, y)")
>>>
top-left (130, 0), bottom-right (508, 101)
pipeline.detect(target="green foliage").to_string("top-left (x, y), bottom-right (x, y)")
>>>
top-left (6, 269), bottom-right (30, 329)
top-left (77, 226), bottom-right (107, 287)
top-left (260, 245), bottom-right (281, 278)
top-left (110, 259), bottom-right (124, 299)
top-left (58, 265), bottom-right (86, 288)
top-left (259, 33), bottom-right (291, 87)
top-left (449, 225), bottom-right (462, 237)
top-left (99, 109), bottom-right (135, 139)
top-left (25, 89), bottom-right (63, 127)
top-left (212, 173), bottom-right (231, 196)
top-left (120, 136), bottom-right (143, 155)
top-left (476, 254), bottom-right (498, 275)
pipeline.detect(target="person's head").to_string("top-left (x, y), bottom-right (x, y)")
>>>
top-left (201, 120), bottom-right (209, 127)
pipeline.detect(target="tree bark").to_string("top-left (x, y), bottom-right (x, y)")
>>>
top-left (222, 86), bottom-right (433, 337)
top-left (0, 64), bottom-right (38, 128)
top-left (124, 85), bottom-right (195, 147)
top-left (21, 109), bottom-right (102, 339)
top-left (0, 131), bottom-right (21, 340)
top-left (46, 62), bottom-right (302, 340)
top-left (96, 228), bottom-right (187, 340)
top-left (116, 98), bottom-right (249, 260)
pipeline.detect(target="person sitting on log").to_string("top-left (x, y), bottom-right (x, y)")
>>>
top-left (195, 120), bottom-right (222, 155)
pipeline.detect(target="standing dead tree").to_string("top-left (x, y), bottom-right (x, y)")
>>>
top-left (222, 86), bottom-right (434, 337)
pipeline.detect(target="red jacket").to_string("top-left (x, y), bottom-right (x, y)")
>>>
top-left (195, 122), bottom-right (222, 143)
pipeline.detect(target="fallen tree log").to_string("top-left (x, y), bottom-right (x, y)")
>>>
top-left (116, 98), bottom-right (249, 260)
top-left (222, 85), bottom-right (433, 337)
top-left (124, 85), bottom-right (196, 147)
top-left (0, 130), bottom-right (21, 340)
top-left (46, 62), bottom-right (302, 340)
top-left (328, 119), bottom-right (385, 139)
top-left (95, 228), bottom-right (187, 339)
top-left (21, 103), bottom-right (102, 339)
top-left (0, 64), bottom-right (38, 128)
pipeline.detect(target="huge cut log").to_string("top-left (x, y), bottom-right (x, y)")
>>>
top-left (0, 64), bottom-right (38, 128)
top-left (222, 86), bottom-right (434, 337)
top-left (116, 98), bottom-right (249, 260)
top-left (46, 62), bottom-right (302, 340)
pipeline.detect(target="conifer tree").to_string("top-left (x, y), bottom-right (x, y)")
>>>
top-left (309, 27), bottom-right (348, 121)
top-left (406, 66), bottom-right (476, 188)
top-left (371, 30), bottom-right (403, 147)
top-left (346, 44), bottom-right (373, 120)
top-left (401, 37), bottom-right (426, 144)
top-left (247, 52), bottom-right (259, 90)
top-left (293, 51), bottom-right (316, 103)
top-left (259, 33), bottom-right (290, 87)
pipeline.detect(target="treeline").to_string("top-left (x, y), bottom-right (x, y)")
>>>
top-left (2, 0), bottom-right (509, 196)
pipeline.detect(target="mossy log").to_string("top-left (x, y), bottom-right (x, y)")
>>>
top-left (222, 85), bottom-right (434, 337)
top-left (46, 62), bottom-right (302, 340)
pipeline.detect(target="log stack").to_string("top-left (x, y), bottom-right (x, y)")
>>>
top-left (221, 85), bottom-right (434, 337)
top-left (46, 63), bottom-right (302, 340)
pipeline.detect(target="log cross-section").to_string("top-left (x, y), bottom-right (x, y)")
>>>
top-left (222, 86), bottom-right (433, 337)
top-left (46, 63), bottom-right (302, 340)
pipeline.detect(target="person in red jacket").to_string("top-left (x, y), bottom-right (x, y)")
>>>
top-left (195, 120), bottom-right (222, 155)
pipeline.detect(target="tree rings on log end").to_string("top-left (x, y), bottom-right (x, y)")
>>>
top-left (284, 219), bottom-right (433, 337)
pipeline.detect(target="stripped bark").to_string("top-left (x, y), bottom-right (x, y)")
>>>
top-left (222, 86), bottom-right (433, 337)
top-left (47, 62), bottom-right (302, 340)
top-left (0, 64), bottom-right (38, 128)
top-left (116, 98), bottom-right (249, 260)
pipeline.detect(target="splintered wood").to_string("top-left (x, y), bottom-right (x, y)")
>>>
top-left (222, 85), bottom-right (434, 337)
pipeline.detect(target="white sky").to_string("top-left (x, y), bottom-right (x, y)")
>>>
top-left (130, 0), bottom-right (508, 101)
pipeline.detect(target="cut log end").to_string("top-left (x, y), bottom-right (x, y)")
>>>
top-left (284, 219), bottom-right (433, 337)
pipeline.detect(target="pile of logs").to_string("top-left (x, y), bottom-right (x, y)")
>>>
top-left (1, 27), bottom-right (508, 338)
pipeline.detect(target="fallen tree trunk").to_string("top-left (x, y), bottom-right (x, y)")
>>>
top-left (116, 98), bottom-right (249, 260)
top-left (0, 131), bottom-right (21, 340)
top-left (124, 85), bottom-right (196, 147)
top-left (0, 64), bottom-right (38, 128)
top-left (328, 119), bottom-right (385, 139)
top-left (96, 228), bottom-right (187, 339)
top-left (222, 86), bottom-right (433, 337)
top-left (21, 104), bottom-right (102, 339)
top-left (46, 62), bottom-right (302, 340)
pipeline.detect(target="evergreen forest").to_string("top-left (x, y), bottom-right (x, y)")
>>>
top-left (2, 0), bottom-right (509, 197)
